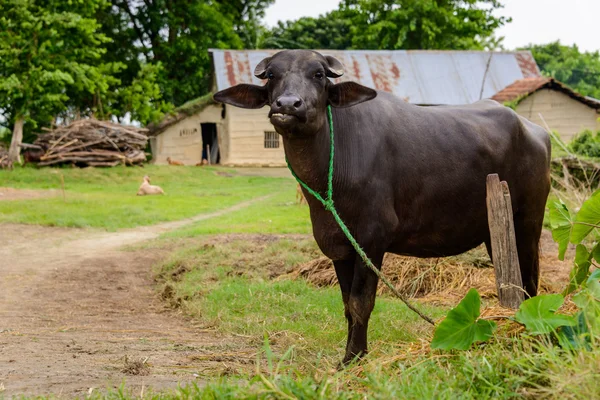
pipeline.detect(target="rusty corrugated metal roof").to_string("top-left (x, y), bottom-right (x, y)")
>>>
top-left (209, 49), bottom-right (541, 105)
top-left (491, 77), bottom-right (600, 110)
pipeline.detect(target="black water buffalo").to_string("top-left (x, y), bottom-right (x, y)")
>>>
top-left (214, 50), bottom-right (551, 364)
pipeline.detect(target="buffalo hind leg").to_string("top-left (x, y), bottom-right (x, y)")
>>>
top-left (343, 252), bottom-right (384, 365)
top-left (333, 259), bottom-right (355, 358)
top-left (514, 210), bottom-right (544, 298)
top-left (484, 238), bottom-right (493, 263)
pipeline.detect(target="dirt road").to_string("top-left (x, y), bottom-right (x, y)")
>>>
top-left (0, 197), bottom-right (271, 397)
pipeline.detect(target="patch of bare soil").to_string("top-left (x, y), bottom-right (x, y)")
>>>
top-left (0, 198), bottom-right (271, 397)
top-left (0, 187), bottom-right (59, 201)
top-left (289, 230), bottom-right (574, 305)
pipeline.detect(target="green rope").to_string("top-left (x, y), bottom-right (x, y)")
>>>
top-left (286, 105), bottom-right (435, 326)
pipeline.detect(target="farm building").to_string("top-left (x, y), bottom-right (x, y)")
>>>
top-left (148, 49), bottom-right (542, 166)
top-left (491, 77), bottom-right (600, 142)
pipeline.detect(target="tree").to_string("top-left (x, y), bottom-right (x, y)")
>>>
top-left (267, 11), bottom-right (353, 50)
top-left (523, 41), bottom-right (600, 100)
top-left (98, 0), bottom-right (275, 106)
top-left (0, 0), bottom-right (114, 162)
top-left (216, 0), bottom-right (275, 48)
top-left (266, 0), bottom-right (509, 51)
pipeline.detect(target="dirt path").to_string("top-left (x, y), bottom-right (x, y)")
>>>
top-left (0, 196), bottom-right (272, 397)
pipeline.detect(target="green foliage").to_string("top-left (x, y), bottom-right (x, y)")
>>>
top-left (267, 11), bottom-right (354, 50)
top-left (523, 41), bottom-right (600, 100)
top-left (514, 294), bottom-right (575, 335)
top-left (548, 201), bottom-right (573, 260)
top-left (0, 0), bottom-right (173, 137)
top-left (118, 63), bottom-right (174, 125)
top-left (98, 0), bottom-right (261, 106)
top-left (431, 289), bottom-right (496, 350)
top-left (549, 190), bottom-right (600, 295)
top-left (564, 244), bottom-right (594, 295)
top-left (569, 130), bottom-right (600, 158)
top-left (267, 0), bottom-right (510, 50)
top-left (570, 188), bottom-right (600, 244)
top-left (563, 271), bottom-right (600, 349)
top-left (0, 0), bottom-right (113, 132)
top-left (216, 0), bottom-right (276, 49)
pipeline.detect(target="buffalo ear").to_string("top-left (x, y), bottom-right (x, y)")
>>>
top-left (328, 82), bottom-right (377, 108)
top-left (213, 84), bottom-right (268, 109)
top-left (324, 55), bottom-right (344, 78)
top-left (254, 57), bottom-right (272, 79)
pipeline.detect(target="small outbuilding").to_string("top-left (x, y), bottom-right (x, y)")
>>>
top-left (149, 49), bottom-right (542, 166)
top-left (491, 77), bottom-right (600, 142)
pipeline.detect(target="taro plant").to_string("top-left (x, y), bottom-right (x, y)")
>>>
top-left (431, 189), bottom-right (600, 350)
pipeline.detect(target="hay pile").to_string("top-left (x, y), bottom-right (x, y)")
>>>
top-left (32, 119), bottom-right (149, 167)
top-left (290, 247), bottom-right (558, 305)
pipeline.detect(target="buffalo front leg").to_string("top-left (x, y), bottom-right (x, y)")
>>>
top-left (342, 252), bottom-right (383, 365)
top-left (333, 259), bottom-right (355, 357)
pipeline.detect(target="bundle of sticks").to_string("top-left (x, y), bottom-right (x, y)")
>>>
top-left (32, 119), bottom-right (149, 167)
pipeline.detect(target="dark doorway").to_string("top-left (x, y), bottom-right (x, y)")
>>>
top-left (201, 123), bottom-right (220, 164)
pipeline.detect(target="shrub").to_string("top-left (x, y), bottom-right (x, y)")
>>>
top-left (569, 130), bottom-right (600, 158)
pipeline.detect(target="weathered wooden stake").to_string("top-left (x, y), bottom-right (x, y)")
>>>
top-left (486, 173), bottom-right (525, 309)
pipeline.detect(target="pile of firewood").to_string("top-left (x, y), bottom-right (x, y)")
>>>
top-left (31, 119), bottom-right (149, 167)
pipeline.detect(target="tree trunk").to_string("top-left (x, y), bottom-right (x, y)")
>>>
top-left (8, 116), bottom-right (24, 164)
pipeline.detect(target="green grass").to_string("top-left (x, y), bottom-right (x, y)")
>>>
top-left (144, 233), bottom-right (599, 399)
top-left (0, 165), bottom-right (295, 230)
top-left (154, 236), bottom-right (445, 361)
top-left (5, 165), bottom-right (599, 399)
top-left (162, 189), bottom-right (312, 237)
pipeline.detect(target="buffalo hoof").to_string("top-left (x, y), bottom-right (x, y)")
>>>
top-left (339, 351), bottom-right (367, 369)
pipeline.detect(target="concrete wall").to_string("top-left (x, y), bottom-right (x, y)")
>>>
top-left (154, 105), bottom-right (223, 165)
top-left (516, 89), bottom-right (600, 142)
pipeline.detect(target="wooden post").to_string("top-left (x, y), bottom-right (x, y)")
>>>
top-left (486, 174), bottom-right (525, 309)
top-left (206, 145), bottom-right (211, 165)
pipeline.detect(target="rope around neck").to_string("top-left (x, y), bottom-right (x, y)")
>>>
top-left (285, 105), bottom-right (435, 326)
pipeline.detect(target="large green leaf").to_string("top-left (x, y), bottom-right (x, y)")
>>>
top-left (572, 269), bottom-right (600, 332)
top-left (563, 244), bottom-right (592, 295)
top-left (558, 311), bottom-right (592, 350)
top-left (571, 188), bottom-right (600, 244)
top-left (515, 294), bottom-right (576, 335)
top-left (431, 289), bottom-right (496, 350)
top-left (586, 269), bottom-right (600, 298)
top-left (549, 201), bottom-right (572, 260)
top-left (592, 243), bottom-right (600, 264)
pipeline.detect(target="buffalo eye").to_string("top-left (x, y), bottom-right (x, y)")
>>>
top-left (267, 71), bottom-right (275, 80)
top-left (314, 71), bottom-right (324, 80)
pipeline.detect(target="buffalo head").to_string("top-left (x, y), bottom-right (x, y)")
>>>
top-left (213, 50), bottom-right (377, 136)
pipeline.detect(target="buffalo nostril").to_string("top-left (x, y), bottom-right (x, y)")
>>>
top-left (293, 100), bottom-right (302, 108)
top-left (276, 99), bottom-right (282, 107)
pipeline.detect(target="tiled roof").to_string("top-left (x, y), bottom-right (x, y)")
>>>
top-left (491, 77), bottom-right (600, 109)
